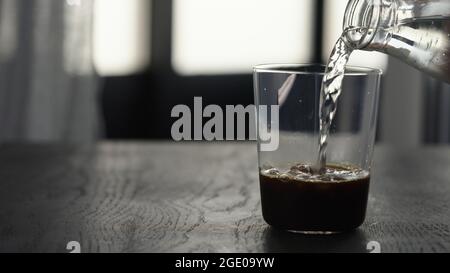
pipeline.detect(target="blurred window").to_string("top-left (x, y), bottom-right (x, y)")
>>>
top-left (172, 0), bottom-right (314, 76)
top-left (93, 0), bottom-right (151, 76)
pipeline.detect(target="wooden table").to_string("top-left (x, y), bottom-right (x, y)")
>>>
top-left (0, 142), bottom-right (449, 253)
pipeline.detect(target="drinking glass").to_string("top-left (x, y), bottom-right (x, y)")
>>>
top-left (253, 64), bottom-right (382, 234)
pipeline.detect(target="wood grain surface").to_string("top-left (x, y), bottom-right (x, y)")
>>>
top-left (0, 142), bottom-right (449, 253)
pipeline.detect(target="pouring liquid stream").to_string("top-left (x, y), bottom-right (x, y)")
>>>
top-left (315, 33), bottom-right (354, 173)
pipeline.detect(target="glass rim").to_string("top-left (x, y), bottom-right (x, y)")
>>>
top-left (253, 63), bottom-right (383, 76)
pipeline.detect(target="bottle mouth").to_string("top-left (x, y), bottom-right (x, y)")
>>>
top-left (343, 0), bottom-right (382, 49)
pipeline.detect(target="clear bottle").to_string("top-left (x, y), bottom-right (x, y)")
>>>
top-left (343, 0), bottom-right (450, 83)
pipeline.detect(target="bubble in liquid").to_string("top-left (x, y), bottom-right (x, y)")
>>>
top-left (262, 167), bottom-right (280, 177)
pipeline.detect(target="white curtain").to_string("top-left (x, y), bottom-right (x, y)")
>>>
top-left (0, 0), bottom-right (100, 142)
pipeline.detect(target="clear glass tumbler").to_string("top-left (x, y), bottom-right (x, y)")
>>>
top-left (254, 64), bottom-right (382, 234)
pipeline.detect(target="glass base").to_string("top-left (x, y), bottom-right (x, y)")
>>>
top-left (286, 230), bottom-right (343, 235)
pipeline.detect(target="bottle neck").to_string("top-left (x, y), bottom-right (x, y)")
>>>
top-left (343, 0), bottom-right (450, 83)
top-left (343, 0), bottom-right (397, 50)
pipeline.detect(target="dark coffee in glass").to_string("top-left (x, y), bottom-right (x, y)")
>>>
top-left (259, 164), bottom-right (370, 233)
